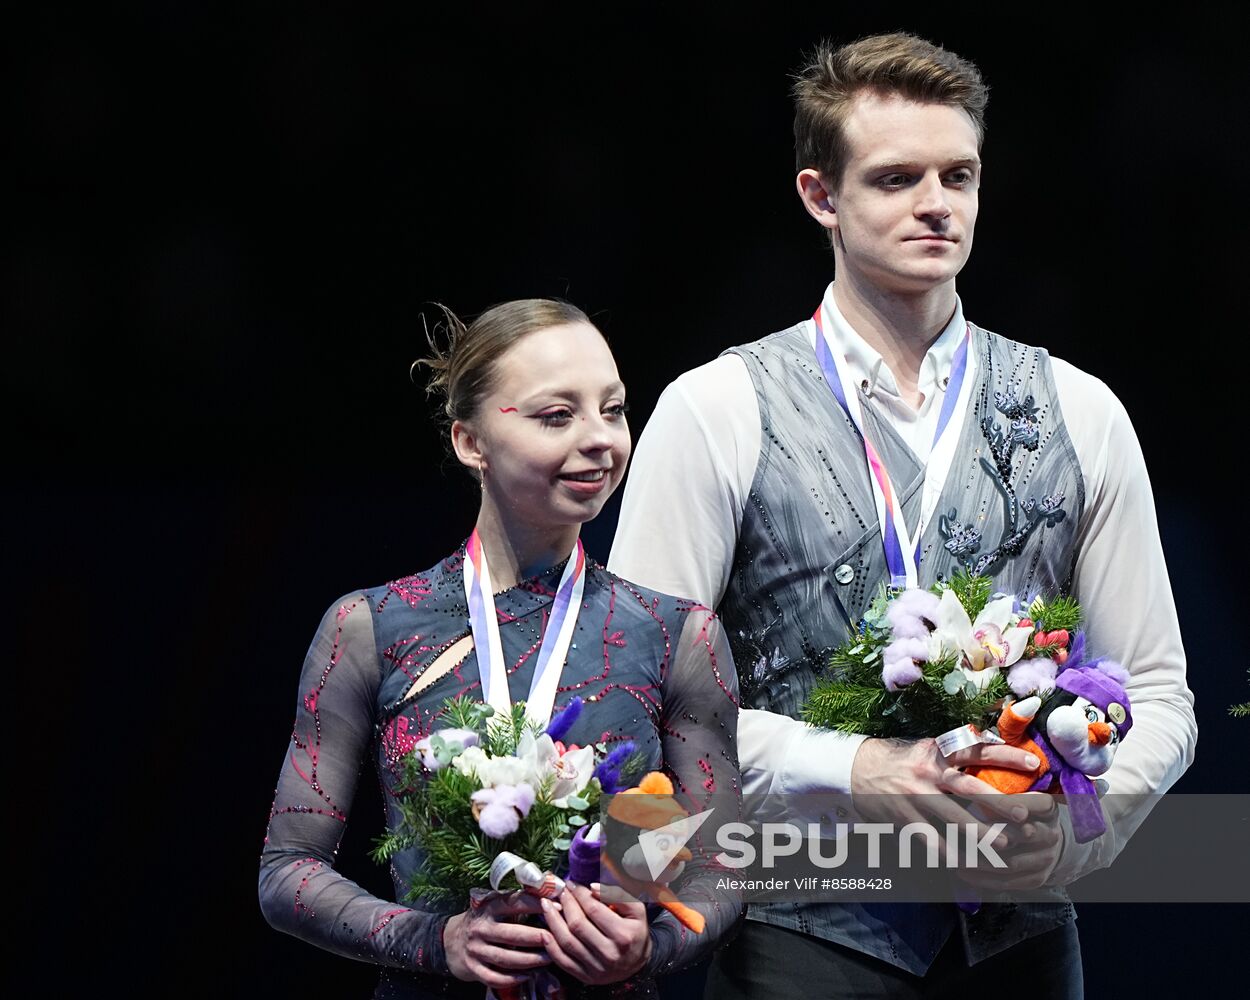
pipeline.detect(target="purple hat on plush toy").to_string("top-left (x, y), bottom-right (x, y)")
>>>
top-left (1055, 660), bottom-right (1133, 736)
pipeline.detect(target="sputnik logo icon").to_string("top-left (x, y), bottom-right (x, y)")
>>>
top-left (637, 809), bottom-right (715, 881)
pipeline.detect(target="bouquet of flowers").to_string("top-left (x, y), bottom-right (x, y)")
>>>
top-left (372, 695), bottom-right (640, 908)
top-left (802, 569), bottom-right (1083, 739)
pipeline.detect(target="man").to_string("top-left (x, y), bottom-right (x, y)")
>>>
top-left (609, 32), bottom-right (1195, 996)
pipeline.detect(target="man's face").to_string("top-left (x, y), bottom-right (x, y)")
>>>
top-left (828, 92), bottom-right (981, 295)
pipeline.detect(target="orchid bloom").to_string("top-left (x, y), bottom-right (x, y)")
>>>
top-left (515, 731), bottom-right (597, 806)
top-left (932, 590), bottom-right (1034, 691)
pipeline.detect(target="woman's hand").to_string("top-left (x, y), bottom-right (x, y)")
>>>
top-left (443, 892), bottom-right (551, 989)
top-left (539, 882), bottom-right (651, 985)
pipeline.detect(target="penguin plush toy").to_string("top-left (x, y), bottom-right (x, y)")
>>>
top-left (965, 659), bottom-right (1133, 843)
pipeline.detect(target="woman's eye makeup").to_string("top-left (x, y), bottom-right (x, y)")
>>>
top-left (536, 408), bottom-right (574, 425)
top-left (530, 400), bottom-right (628, 425)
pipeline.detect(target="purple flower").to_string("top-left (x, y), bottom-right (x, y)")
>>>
top-left (471, 783), bottom-right (536, 839)
top-left (592, 741), bottom-right (637, 794)
top-left (887, 589), bottom-right (941, 639)
top-left (1064, 632), bottom-right (1088, 669)
top-left (544, 697), bottom-right (584, 743)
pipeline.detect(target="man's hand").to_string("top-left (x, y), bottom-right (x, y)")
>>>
top-left (850, 737), bottom-right (1036, 852)
top-left (961, 791), bottom-right (1066, 890)
top-left (539, 882), bottom-right (651, 985)
top-left (852, 736), bottom-right (1038, 819)
top-left (851, 738), bottom-right (1067, 889)
top-left (444, 892), bottom-right (550, 989)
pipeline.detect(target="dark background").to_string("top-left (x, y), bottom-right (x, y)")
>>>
top-left (12, 5), bottom-right (1245, 994)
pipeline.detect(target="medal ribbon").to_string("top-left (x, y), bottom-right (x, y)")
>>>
top-left (916, 322), bottom-right (974, 562)
top-left (464, 529), bottom-right (586, 727)
top-left (812, 295), bottom-right (974, 589)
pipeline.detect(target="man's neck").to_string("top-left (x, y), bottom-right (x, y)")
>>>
top-left (831, 276), bottom-right (957, 409)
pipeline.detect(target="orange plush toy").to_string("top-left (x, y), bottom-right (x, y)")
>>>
top-left (595, 771), bottom-right (706, 933)
top-left (965, 696), bottom-right (1050, 794)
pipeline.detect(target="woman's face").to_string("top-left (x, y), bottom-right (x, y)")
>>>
top-left (460, 321), bottom-right (631, 533)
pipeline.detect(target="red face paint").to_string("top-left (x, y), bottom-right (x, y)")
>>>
top-left (498, 407), bottom-right (518, 413)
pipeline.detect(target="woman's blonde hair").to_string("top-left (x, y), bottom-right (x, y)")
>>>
top-left (413, 298), bottom-right (592, 427)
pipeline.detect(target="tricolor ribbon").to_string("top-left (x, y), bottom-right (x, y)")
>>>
top-left (464, 530), bottom-right (586, 727)
top-left (812, 292), bottom-right (975, 589)
top-left (488, 850), bottom-right (567, 898)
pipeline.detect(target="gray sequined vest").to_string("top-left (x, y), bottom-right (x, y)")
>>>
top-left (721, 321), bottom-right (1085, 972)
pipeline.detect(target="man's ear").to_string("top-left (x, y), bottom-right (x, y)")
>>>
top-left (796, 168), bottom-right (838, 231)
top-left (451, 419), bottom-right (485, 474)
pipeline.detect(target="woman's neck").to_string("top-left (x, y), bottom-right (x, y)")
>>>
top-left (472, 500), bottom-right (579, 592)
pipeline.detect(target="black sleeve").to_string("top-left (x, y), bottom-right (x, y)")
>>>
top-left (258, 593), bottom-right (451, 975)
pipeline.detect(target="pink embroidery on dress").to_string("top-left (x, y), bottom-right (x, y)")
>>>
top-left (687, 605), bottom-right (716, 647)
top-left (292, 857), bottom-right (323, 916)
top-left (282, 598), bottom-right (365, 821)
top-left (368, 908), bottom-right (411, 938)
top-left (269, 804), bottom-right (346, 822)
top-left (388, 574), bottom-right (434, 609)
top-left (682, 604), bottom-right (739, 705)
top-left (382, 715), bottom-right (419, 763)
top-left (699, 758), bottom-right (716, 792)
top-left (289, 741), bottom-right (317, 785)
top-left (518, 571), bottom-right (561, 597)
top-left (384, 634), bottom-right (455, 692)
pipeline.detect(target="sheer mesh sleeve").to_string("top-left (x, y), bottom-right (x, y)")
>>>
top-left (644, 604), bottom-right (744, 976)
top-left (258, 594), bottom-right (450, 975)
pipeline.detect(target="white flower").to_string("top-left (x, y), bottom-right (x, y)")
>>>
top-left (412, 727), bottom-right (480, 771)
top-left (931, 590), bottom-right (1034, 692)
top-left (514, 732), bottom-right (597, 806)
top-left (452, 745), bottom-right (532, 787)
top-left (453, 730), bottom-right (599, 801)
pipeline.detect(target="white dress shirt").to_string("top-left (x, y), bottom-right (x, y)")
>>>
top-left (608, 290), bottom-right (1196, 881)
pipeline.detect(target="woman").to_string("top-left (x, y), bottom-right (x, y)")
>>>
top-left (258, 299), bottom-right (742, 998)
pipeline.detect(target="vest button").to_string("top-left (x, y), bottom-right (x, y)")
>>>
top-left (833, 564), bottom-right (855, 585)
